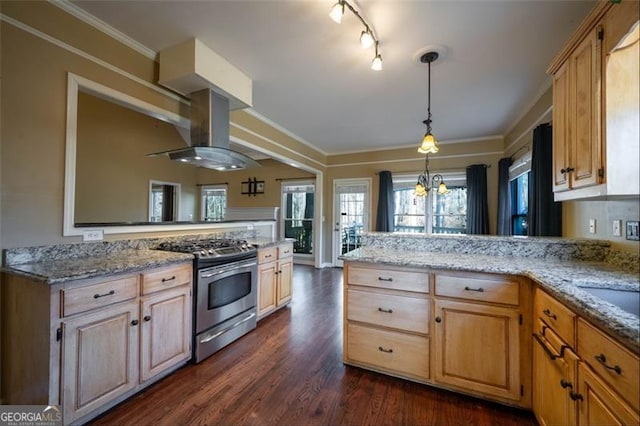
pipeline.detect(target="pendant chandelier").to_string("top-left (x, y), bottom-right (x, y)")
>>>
top-left (415, 51), bottom-right (449, 197)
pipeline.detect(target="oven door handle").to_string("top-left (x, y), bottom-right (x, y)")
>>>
top-left (199, 260), bottom-right (257, 279)
top-left (199, 311), bottom-right (257, 344)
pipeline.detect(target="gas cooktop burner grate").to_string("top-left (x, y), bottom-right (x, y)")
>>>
top-left (156, 239), bottom-right (255, 259)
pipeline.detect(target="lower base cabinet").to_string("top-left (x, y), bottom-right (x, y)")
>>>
top-left (433, 300), bottom-right (522, 402)
top-left (257, 243), bottom-right (293, 319)
top-left (62, 301), bottom-right (139, 423)
top-left (578, 362), bottom-right (640, 426)
top-left (1, 262), bottom-right (193, 425)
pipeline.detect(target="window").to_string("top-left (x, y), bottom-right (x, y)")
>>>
top-left (282, 182), bottom-right (314, 255)
top-left (509, 151), bottom-right (531, 236)
top-left (393, 174), bottom-right (467, 234)
top-left (149, 181), bottom-right (180, 222)
top-left (200, 184), bottom-right (227, 221)
top-left (510, 173), bottom-right (529, 235)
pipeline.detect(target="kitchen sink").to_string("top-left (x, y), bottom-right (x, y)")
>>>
top-left (579, 287), bottom-right (640, 318)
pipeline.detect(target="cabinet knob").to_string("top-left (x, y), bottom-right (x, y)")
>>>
top-left (144, 315), bottom-right (152, 322)
top-left (560, 379), bottom-right (573, 389)
top-left (131, 319), bottom-right (139, 326)
top-left (569, 391), bottom-right (583, 401)
top-left (435, 316), bottom-right (442, 323)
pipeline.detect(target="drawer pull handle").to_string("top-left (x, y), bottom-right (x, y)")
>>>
top-left (144, 315), bottom-right (151, 322)
top-left (265, 254), bottom-right (273, 258)
top-left (94, 290), bottom-right (115, 299)
top-left (560, 379), bottom-right (573, 389)
top-left (569, 391), bottom-right (583, 401)
top-left (464, 286), bottom-right (484, 292)
top-left (378, 277), bottom-right (393, 282)
top-left (532, 333), bottom-right (569, 360)
top-left (378, 346), bottom-right (393, 354)
top-left (161, 276), bottom-right (176, 283)
top-left (542, 309), bottom-right (557, 320)
top-left (595, 354), bottom-right (622, 375)
top-left (378, 307), bottom-right (393, 314)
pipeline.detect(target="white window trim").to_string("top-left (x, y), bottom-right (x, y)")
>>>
top-left (281, 180), bottom-right (315, 258)
top-left (148, 180), bottom-right (181, 222)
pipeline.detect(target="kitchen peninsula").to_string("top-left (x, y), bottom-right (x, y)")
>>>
top-left (342, 232), bottom-right (639, 423)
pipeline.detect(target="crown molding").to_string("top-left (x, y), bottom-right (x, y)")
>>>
top-left (49, 0), bottom-right (157, 60)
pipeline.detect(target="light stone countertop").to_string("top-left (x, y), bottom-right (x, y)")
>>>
top-left (342, 247), bottom-right (640, 354)
top-left (1, 249), bottom-right (195, 285)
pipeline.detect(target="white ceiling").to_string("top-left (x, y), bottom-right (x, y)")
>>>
top-left (70, 0), bottom-right (596, 156)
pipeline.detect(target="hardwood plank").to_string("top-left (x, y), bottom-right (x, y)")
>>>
top-left (91, 266), bottom-right (535, 426)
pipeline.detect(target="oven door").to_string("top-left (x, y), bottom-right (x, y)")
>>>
top-left (196, 257), bottom-right (257, 334)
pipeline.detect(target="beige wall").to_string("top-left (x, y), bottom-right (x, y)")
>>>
top-left (0, 2), bottom-right (324, 249)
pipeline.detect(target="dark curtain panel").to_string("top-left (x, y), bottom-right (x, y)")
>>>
top-left (497, 157), bottom-right (513, 235)
top-left (528, 123), bottom-right (562, 236)
top-left (161, 185), bottom-right (174, 221)
top-left (375, 170), bottom-right (395, 232)
top-left (466, 165), bottom-right (489, 234)
top-left (303, 192), bottom-right (314, 230)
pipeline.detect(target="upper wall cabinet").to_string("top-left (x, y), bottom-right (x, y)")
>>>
top-left (548, 1), bottom-right (639, 201)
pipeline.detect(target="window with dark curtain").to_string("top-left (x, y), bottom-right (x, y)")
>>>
top-left (375, 170), bottom-right (394, 231)
top-left (466, 164), bottom-right (489, 234)
top-left (528, 123), bottom-right (562, 236)
top-left (497, 157), bottom-right (512, 235)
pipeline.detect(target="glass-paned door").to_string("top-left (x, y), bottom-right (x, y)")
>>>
top-left (333, 179), bottom-right (370, 266)
top-left (282, 182), bottom-right (314, 256)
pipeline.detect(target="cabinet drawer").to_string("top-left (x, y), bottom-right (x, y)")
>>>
top-left (278, 243), bottom-right (293, 259)
top-left (347, 289), bottom-right (429, 334)
top-left (348, 266), bottom-right (429, 293)
top-left (61, 275), bottom-right (139, 317)
top-left (534, 289), bottom-right (576, 346)
top-left (258, 247), bottom-right (277, 264)
top-left (141, 264), bottom-right (192, 295)
top-left (577, 319), bottom-right (639, 412)
top-left (435, 273), bottom-right (519, 306)
top-left (347, 323), bottom-right (429, 380)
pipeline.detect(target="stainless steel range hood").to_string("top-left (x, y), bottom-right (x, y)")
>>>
top-left (148, 89), bottom-right (259, 171)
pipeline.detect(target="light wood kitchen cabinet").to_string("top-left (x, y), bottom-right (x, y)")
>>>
top-left (532, 287), bottom-right (580, 426)
top-left (433, 272), bottom-right (528, 405)
top-left (140, 285), bottom-right (191, 383)
top-left (548, 0), bottom-right (640, 200)
top-left (343, 263), bottom-right (430, 382)
top-left (1, 262), bottom-right (192, 425)
top-left (577, 361), bottom-right (639, 426)
top-left (433, 299), bottom-right (521, 402)
top-left (61, 300), bottom-right (139, 423)
top-left (257, 243), bottom-right (294, 319)
top-left (532, 288), bottom-right (640, 425)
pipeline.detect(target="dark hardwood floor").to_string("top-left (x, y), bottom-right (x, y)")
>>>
top-left (91, 265), bottom-right (537, 426)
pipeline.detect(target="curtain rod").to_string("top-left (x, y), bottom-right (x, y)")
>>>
top-left (275, 177), bottom-right (316, 181)
top-left (196, 182), bottom-right (228, 186)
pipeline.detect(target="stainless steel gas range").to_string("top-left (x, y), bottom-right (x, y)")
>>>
top-left (156, 239), bottom-right (258, 363)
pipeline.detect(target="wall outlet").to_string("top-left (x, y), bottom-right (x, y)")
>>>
top-left (613, 220), bottom-right (622, 237)
top-left (626, 221), bottom-right (640, 241)
top-left (588, 218), bottom-right (596, 234)
top-left (83, 229), bottom-right (104, 241)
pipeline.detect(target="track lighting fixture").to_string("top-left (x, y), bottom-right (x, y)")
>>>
top-left (329, 0), bottom-right (382, 71)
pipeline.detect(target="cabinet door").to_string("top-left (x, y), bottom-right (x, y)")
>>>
top-left (578, 362), bottom-right (639, 426)
top-left (277, 257), bottom-right (293, 306)
top-left (570, 26), bottom-right (603, 189)
top-left (140, 285), bottom-right (191, 382)
top-left (533, 333), bottom-right (578, 426)
top-left (433, 300), bottom-right (521, 401)
top-left (62, 301), bottom-right (138, 423)
top-left (553, 61), bottom-right (570, 192)
top-left (258, 261), bottom-right (277, 317)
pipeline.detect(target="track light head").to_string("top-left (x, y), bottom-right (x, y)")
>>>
top-left (360, 29), bottom-right (374, 49)
top-left (329, 1), bottom-right (344, 24)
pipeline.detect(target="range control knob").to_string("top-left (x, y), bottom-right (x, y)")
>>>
top-left (200, 250), bottom-right (208, 257)
top-left (208, 249), bottom-right (215, 254)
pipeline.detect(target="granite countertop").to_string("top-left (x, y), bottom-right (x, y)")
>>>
top-left (247, 237), bottom-right (295, 249)
top-left (2, 249), bottom-right (194, 285)
top-left (342, 247), bottom-right (640, 354)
